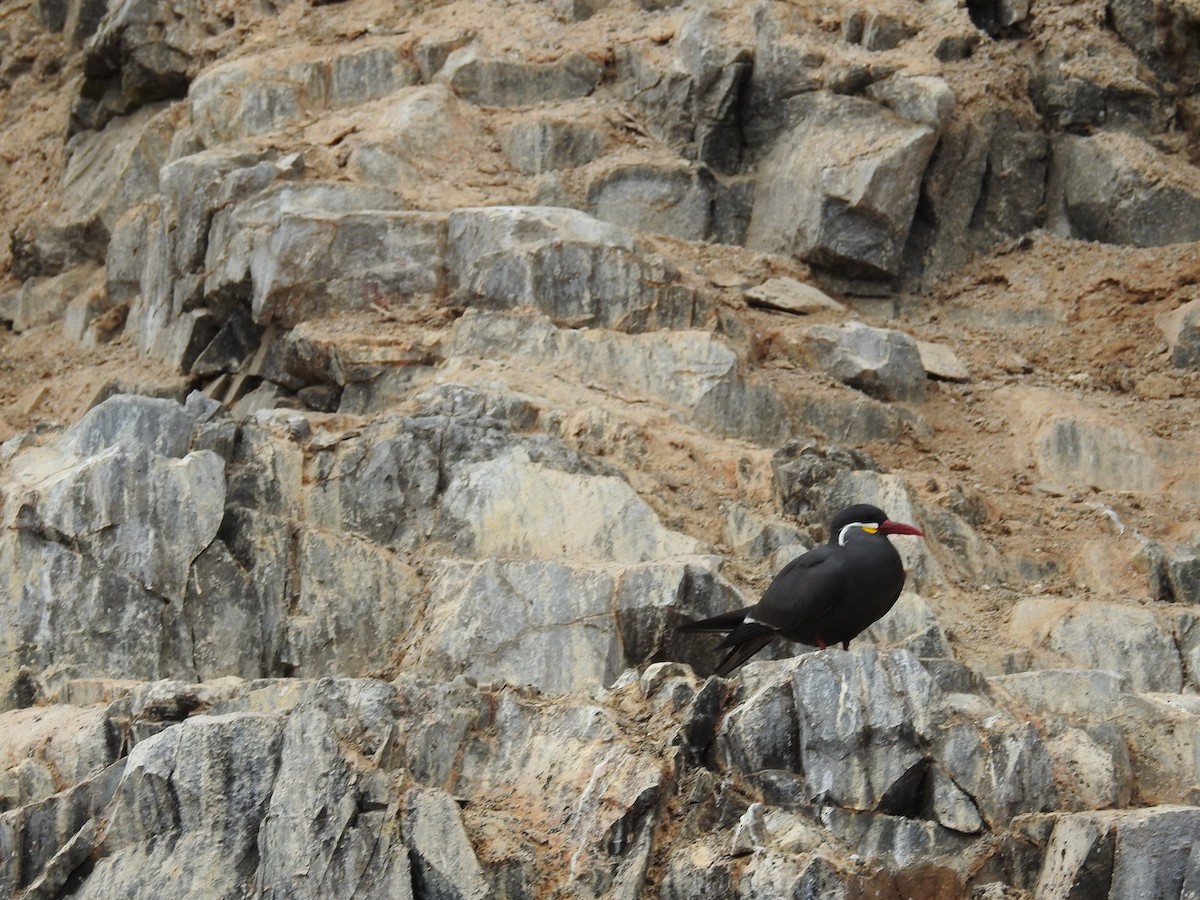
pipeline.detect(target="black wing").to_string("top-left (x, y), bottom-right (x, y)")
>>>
top-left (750, 544), bottom-right (848, 642)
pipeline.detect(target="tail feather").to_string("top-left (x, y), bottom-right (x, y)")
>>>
top-left (679, 611), bottom-right (779, 675)
top-left (677, 609), bottom-right (751, 633)
top-left (715, 633), bottom-right (776, 676)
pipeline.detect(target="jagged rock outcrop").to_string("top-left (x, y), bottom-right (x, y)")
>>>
top-left (3, 0), bottom-right (1200, 896)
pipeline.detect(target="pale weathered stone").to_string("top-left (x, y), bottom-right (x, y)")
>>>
top-left (189, 41), bottom-right (418, 145)
top-left (438, 45), bottom-right (602, 106)
top-left (589, 163), bottom-right (714, 241)
top-left (744, 277), bottom-right (846, 315)
top-left (447, 309), bottom-right (788, 445)
top-left (446, 206), bottom-right (709, 331)
top-left (745, 92), bottom-right (938, 277)
top-left (916, 339), bottom-right (971, 382)
top-left (860, 591), bottom-right (951, 658)
top-left (0, 265), bottom-right (102, 332)
top-left (801, 321), bottom-right (928, 402)
top-left (403, 789), bottom-right (488, 899)
top-left (502, 116), bottom-right (604, 174)
top-left (1035, 414), bottom-right (1163, 493)
top-left (1009, 597), bottom-right (1183, 693)
top-left (442, 446), bottom-right (701, 564)
top-left (866, 75), bottom-right (956, 129)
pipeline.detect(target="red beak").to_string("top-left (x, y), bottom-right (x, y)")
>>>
top-left (880, 519), bottom-right (924, 537)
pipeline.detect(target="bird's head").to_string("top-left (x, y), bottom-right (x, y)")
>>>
top-left (831, 503), bottom-right (925, 546)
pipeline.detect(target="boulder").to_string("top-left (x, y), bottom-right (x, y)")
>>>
top-left (589, 163), bottom-right (714, 241)
top-left (71, 0), bottom-right (237, 133)
top-left (501, 116), bottom-right (604, 174)
top-left (1009, 597), bottom-right (1183, 693)
top-left (1035, 414), bottom-right (1163, 493)
top-left (745, 92), bottom-right (938, 278)
top-left (445, 207), bottom-right (710, 331)
top-left (1035, 807), bottom-right (1200, 900)
top-left (447, 309), bottom-right (788, 445)
top-left (437, 45), bottom-right (602, 106)
top-left (799, 321), bottom-right (927, 402)
top-left (1052, 133), bottom-right (1200, 246)
top-left (189, 40), bottom-right (418, 145)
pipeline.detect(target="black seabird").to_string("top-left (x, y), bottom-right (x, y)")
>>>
top-left (680, 503), bottom-right (925, 675)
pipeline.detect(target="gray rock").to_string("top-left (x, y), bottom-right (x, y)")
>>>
top-left (71, 0), bottom-right (232, 133)
top-left (1034, 414), bottom-right (1163, 493)
top-left (0, 760), bottom-right (125, 898)
top-left (202, 183), bottom-right (444, 328)
top-left (553, 0), bottom-right (609, 21)
top-left (788, 393), bottom-right (908, 444)
top-left (437, 45), bottom-right (601, 106)
top-left (402, 788), bottom-right (488, 900)
top-left (9, 215), bottom-right (109, 282)
top-left (859, 10), bottom-right (917, 51)
top-left (282, 528), bottom-right (423, 678)
top-left (442, 446), bottom-right (702, 564)
top-left (1165, 298), bottom-right (1200, 371)
top-left (127, 145), bottom-right (291, 365)
top-left (916, 340), bottom-right (971, 382)
top-left (189, 40), bottom-right (418, 145)
top-left (81, 713), bottom-right (286, 898)
top-left (1035, 807), bottom-right (1200, 900)
top-left (1009, 598), bottom-right (1183, 693)
top-left (63, 102), bottom-right (176, 230)
top-left (934, 717), bottom-right (1057, 829)
top-left (614, 13), bottom-right (752, 173)
top-left (447, 309), bottom-right (788, 445)
top-left (1047, 727), bottom-right (1131, 811)
top-left (0, 265), bottom-right (103, 332)
top-left (36, 0), bottom-right (103, 41)
top-left (589, 163), bottom-right (714, 241)
top-left (908, 105), bottom-right (1047, 282)
top-left (744, 277), bottom-right (845, 315)
top-left (10, 442), bottom-right (224, 604)
top-left (719, 651), bottom-right (940, 812)
top-left (446, 207), bottom-right (709, 331)
top-left (801, 321), bottom-right (928, 402)
top-left (1034, 44), bottom-right (1166, 134)
top-left (990, 668), bottom-right (1130, 721)
top-left (501, 117), bottom-right (604, 174)
top-left (861, 591), bottom-right (951, 658)
top-left (1108, 0), bottom-right (1200, 90)
top-left (1052, 133), bottom-right (1200, 246)
top-left (256, 681), bottom-right (413, 900)
top-left (745, 92), bottom-right (938, 278)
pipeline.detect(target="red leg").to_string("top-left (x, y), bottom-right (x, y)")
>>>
top-left (817, 638), bottom-right (827, 650)
top-left (842, 640), bottom-right (850, 651)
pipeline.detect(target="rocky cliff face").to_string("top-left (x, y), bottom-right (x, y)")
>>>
top-left (3, 0), bottom-right (1200, 896)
